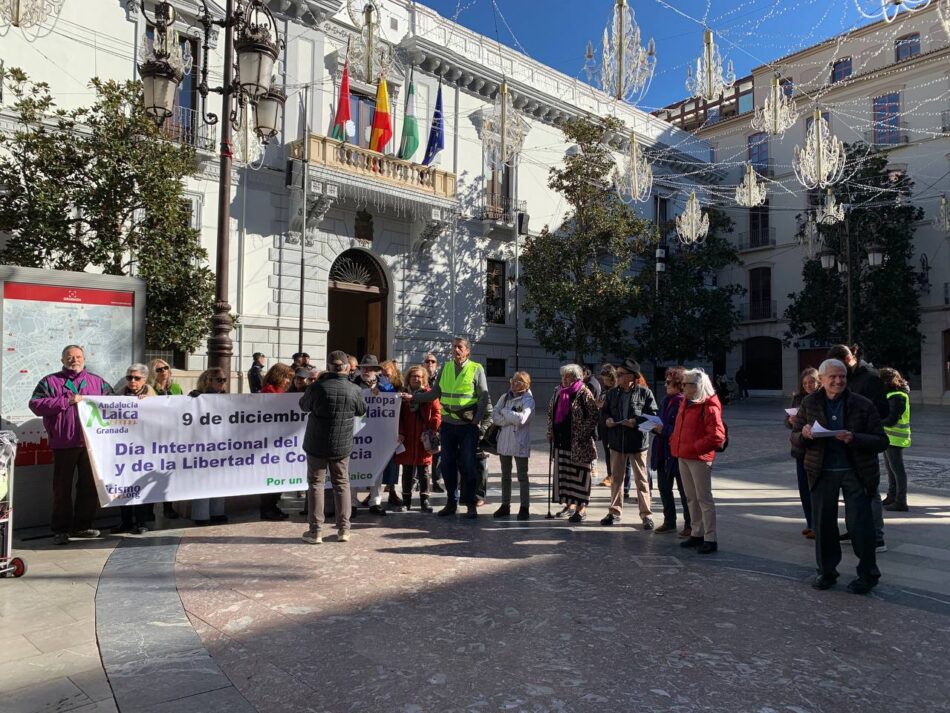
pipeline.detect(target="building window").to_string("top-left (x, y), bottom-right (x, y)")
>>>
top-left (654, 195), bottom-right (669, 225)
top-left (831, 58), bottom-right (852, 83)
top-left (749, 201), bottom-right (770, 247)
top-left (748, 267), bottom-right (772, 320)
top-left (486, 358), bottom-right (507, 378)
top-left (355, 210), bottom-right (374, 241)
top-left (894, 33), bottom-right (920, 62)
top-left (780, 77), bottom-right (794, 97)
top-left (805, 111), bottom-right (831, 136)
top-left (485, 162), bottom-right (514, 220)
top-left (486, 259), bottom-right (506, 325)
top-left (145, 29), bottom-right (207, 149)
top-left (872, 92), bottom-right (901, 145)
top-left (347, 93), bottom-right (377, 149)
top-left (748, 132), bottom-right (769, 174)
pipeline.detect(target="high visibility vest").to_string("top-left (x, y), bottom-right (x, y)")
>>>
top-left (884, 390), bottom-right (911, 448)
top-left (438, 360), bottom-right (481, 423)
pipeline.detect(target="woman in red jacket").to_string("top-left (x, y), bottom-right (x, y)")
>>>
top-left (259, 363), bottom-right (294, 520)
top-left (670, 368), bottom-right (726, 554)
top-left (397, 365), bottom-right (441, 513)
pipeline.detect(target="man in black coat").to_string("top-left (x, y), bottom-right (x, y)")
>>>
top-left (300, 350), bottom-right (366, 544)
top-left (791, 358), bottom-right (889, 594)
top-left (247, 353), bottom-right (265, 393)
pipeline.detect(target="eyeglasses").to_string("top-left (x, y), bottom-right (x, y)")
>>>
top-left (155, 366), bottom-right (169, 373)
top-left (127, 375), bottom-right (144, 381)
top-left (424, 359), bottom-right (437, 364)
top-left (213, 378), bottom-right (227, 384)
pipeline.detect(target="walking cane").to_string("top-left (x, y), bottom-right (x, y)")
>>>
top-left (545, 439), bottom-right (555, 519)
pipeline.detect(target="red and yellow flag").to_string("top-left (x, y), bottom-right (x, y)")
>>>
top-left (368, 76), bottom-right (393, 154)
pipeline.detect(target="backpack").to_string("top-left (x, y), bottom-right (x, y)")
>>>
top-left (704, 401), bottom-right (729, 453)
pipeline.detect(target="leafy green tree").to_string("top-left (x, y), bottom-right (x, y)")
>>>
top-left (0, 67), bottom-right (215, 353)
top-left (634, 209), bottom-right (744, 364)
top-left (784, 144), bottom-right (924, 374)
top-left (520, 115), bottom-right (655, 364)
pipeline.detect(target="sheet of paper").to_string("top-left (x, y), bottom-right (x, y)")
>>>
top-left (637, 421), bottom-right (655, 432)
top-left (640, 414), bottom-right (664, 427)
top-left (394, 442), bottom-right (406, 454)
top-left (811, 421), bottom-right (846, 437)
top-left (785, 408), bottom-right (799, 417)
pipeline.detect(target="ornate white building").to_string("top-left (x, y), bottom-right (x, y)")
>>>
top-left (2, 0), bottom-right (713, 401)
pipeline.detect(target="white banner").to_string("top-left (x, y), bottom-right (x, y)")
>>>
top-left (76, 392), bottom-right (400, 507)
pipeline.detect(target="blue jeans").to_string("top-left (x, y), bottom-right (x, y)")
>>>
top-left (440, 422), bottom-right (479, 507)
top-left (795, 456), bottom-right (812, 529)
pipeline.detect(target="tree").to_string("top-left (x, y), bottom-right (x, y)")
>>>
top-left (0, 67), bottom-right (216, 353)
top-left (520, 115), bottom-right (655, 364)
top-left (784, 144), bottom-right (924, 374)
top-left (634, 209), bottom-right (744, 365)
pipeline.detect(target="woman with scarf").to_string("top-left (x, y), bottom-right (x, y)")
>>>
top-left (492, 371), bottom-right (536, 520)
top-left (112, 363), bottom-right (156, 534)
top-left (396, 365), bottom-right (441, 513)
top-left (547, 363), bottom-right (599, 523)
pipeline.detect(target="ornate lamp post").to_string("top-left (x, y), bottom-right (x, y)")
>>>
top-left (137, 0), bottom-right (285, 383)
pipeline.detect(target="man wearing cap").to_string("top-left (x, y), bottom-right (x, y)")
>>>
top-left (289, 367), bottom-right (316, 394)
top-left (602, 358), bottom-right (659, 529)
top-left (300, 350), bottom-right (366, 544)
top-left (402, 337), bottom-right (489, 518)
top-left (248, 352), bottom-right (265, 393)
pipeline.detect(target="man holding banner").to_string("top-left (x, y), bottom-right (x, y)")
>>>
top-left (300, 350), bottom-right (367, 544)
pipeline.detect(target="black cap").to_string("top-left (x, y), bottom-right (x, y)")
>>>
top-left (327, 350), bottom-right (348, 371)
top-left (253, 352), bottom-right (264, 359)
top-left (617, 358), bottom-right (641, 376)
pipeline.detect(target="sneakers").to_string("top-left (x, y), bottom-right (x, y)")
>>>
top-left (696, 541), bottom-right (717, 554)
top-left (654, 523), bottom-right (677, 534)
top-left (567, 510), bottom-right (586, 523)
top-left (876, 540), bottom-right (888, 553)
top-left (338, 529), bottom-right (351, 543)
top-left (52, 532), bottom-right (69, 546)
top-left (70, 529), bottom-right (100, 539)
top-left (642, 518), bottom-right (655, 531)
top-left (301, 530), bottom-right (323, 545)
top-left (554, 506), bottom-right (573, 519)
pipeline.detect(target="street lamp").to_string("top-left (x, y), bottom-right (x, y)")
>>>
top-left (137, 0), bottom-right (285, 384)
top-left (867, 243), bottom-right (885, 267)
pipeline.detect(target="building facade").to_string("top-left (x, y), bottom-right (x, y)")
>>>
top-left (656, 7), bottom-right (950, 404)
top-left (2, 0), bottom-right (710, 403)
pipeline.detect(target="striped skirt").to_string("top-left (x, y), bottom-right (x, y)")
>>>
top-left (553, 448), bottom-right (592, 506)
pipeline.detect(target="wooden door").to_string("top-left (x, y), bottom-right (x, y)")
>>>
top-left (366, 300), bottom-right (382, 359)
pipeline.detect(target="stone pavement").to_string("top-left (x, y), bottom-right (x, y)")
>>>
top-left (2, 398), bottom-right (949, 712)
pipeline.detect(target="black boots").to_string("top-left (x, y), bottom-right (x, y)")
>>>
top-left (419, 495), bottom-right (433, 513)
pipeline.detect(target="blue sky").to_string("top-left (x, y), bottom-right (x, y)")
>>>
top-left (418, 0), bottom-right (894, 111)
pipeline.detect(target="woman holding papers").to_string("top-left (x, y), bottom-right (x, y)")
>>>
top-left (670, 369), bottom-right (726, 554)
top-left (786, 368), bottom-right (819, 539)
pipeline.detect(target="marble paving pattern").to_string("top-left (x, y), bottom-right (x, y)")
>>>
top-left (175, 518), bottom-right (950, 713)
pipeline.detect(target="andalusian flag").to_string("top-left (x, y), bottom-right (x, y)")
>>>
top-left (368, 76), bottom-right (393, 154)
top-left (398, 69), bottom-right (419, 161)
top-left (330, 58), bottom-right (352, 142)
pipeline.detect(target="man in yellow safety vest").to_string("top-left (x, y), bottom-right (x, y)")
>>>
top-left (403, 337), bottom-right (490, 518)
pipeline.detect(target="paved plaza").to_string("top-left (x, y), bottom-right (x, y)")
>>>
top-left (3, 398), bottom-right (950, 712)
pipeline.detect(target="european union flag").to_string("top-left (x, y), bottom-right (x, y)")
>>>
top-left (422, 82), bottom-right (444, 166)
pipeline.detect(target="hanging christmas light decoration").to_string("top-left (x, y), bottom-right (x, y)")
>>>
top-left (0, 0), bottom-right (65, 33)
top-left (685, 28), bottom-right (734, 103)
top-left (233, 110), bottom-right (264, 165)
top-left (734, 162), bottom-right (767, 208)
top-left (751, 74), bottom-right (799, 136)
top-left (935, 194), bottom-right (949, 232)
top-left (583, 0), bottom-right (656, 104)
top-left (817, 189), bottom-right (845, 225)
top-left (793, 110), bottom-right (846, 189)
top-left (799, 215), bottom-right (821, 260)
top-left (939, 0), bottom-right (950, 39)
top-left (482, 79), bottom-right (525, 169)
top-left (613, 131), bottom-right (653, 203)
top-left (675, 191), bottom-right (709, 245)
top-left (853, 0), bottom-right (932, 23)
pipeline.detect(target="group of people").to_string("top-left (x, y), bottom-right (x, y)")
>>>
top-left (28, 338), bottom-right (912, 596)
top-left (786, 343), bottom-right (913, 595)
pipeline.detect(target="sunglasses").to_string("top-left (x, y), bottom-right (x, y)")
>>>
top-left (213, 377), bottom-right (227, 384)
top-left (155, 366), bottom-right (169, 373)
top-left (127, 375), bottom-right (144, 381)
top-left (424, 359), bottom-right (436, 364)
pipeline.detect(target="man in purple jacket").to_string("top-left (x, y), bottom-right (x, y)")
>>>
top-left (29, 345), bottom-right (113, 545)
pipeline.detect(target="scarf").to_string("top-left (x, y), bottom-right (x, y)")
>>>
top-left (554, 380), bottom-right (583, 424)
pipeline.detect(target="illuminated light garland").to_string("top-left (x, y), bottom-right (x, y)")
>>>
top-left (939, 0), bottom-right (950, 39)
top-left (734, 162), bottom-right (768, 207)
top-left (0, 0), bottom-right (64, 31)
top-left (936, 194), bottom-right (950, 232)
top-left (853, 0), bottom-right (932, 23)
top-left (685, 28), bottom-right (735, 103)
top-left (584, 0), bottom-right (656, 104)
top-left (751, 75), bottom-right (799, 137)
top-left (793, 110), bottom-right (846, 189)
top-left (675, 191), bottom-right (710, 245)
top-left (817, 188), bottom-right (846, 224)
top-left (613, 131), bottom-right (653, 202)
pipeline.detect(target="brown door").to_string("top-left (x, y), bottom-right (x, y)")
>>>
top-left (366, 299), bottom-right (382, 359)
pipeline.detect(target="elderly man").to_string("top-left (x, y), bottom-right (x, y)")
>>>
top-left (791, 358), bottom-right (889, 594)
top-left (403, 337), bottom-right (489, 518)
top-left (29, 345), bottom-right (113, 545)
top-left (300, 350), bottom-right (367, 544)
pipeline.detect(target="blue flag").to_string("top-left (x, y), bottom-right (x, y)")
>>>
top-left (422, 82), bottom-right (444, 166)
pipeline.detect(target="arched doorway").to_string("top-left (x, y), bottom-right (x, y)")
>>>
top-left (326, 249), bottom-right (388, 360)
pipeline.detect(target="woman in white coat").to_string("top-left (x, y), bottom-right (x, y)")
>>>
top-left (492, 371), bottom-right (535, 520)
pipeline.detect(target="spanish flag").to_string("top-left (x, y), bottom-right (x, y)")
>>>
top-left (368, 76), bottom-right (393, 154)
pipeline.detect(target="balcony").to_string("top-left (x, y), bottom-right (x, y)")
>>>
top-left (291, 134), bottom-right (457, 203)
top-left (469, 194), bottom-right (526, 239)
top-left (742, 300), bottom-right (777, 322)
top-left (737, 227), bottom-right (777, 252)
top-left (863, 123), bottom-right (910, 147)
top-left (159, 106), bottom-right (216, 152)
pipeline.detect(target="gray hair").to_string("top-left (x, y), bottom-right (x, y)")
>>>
top-left (126, 363), bottom-right (149, 377)
top-left (818, 358), bottom-right (847, 376)
top-left (62, 344), bottom-right (84, 356)
top-left (683, 368), bottom-right (716, 402)
top-left (451, 336), bottom-right (471, 350)
top-left (560, 363), bottom-right (584, 381)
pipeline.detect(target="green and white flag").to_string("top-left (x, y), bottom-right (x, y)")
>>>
top-left (398, 70), bottom-right (420, 161)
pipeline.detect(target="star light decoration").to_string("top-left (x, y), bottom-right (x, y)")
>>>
top-left (685, 29), bottom-right (735, 103)
top-left (584, 0), bottom-right (656, 104)
top-left (613, 131), bottom-right (653, 203)
top-left (853, 0), bottom-right (932, 23)
top-left (793, 110), bottom-right (846, 189)
top-left (751, 75), bottom-right (799, 137)
top-left (735, 162), bottom-right (767, 208)
top-left (675, 191), bottom-right (709, 245)
top-left (817, 189), bottom-right (845, 225)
